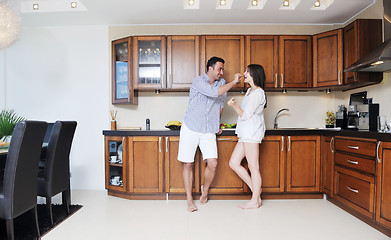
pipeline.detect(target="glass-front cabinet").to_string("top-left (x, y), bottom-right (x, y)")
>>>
top-left (133, 36), bottom-right (167, 89)
top-left (105, 136), bottom-right (127, 192)
top-left (111, 37), bottom-right (137, 104)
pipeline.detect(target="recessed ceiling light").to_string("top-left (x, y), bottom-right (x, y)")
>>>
top-left (188, 0), bottom-right (194, 6)
top-left (283, 0), bottom-right (289, 7)
top-left (314, 0), bottom-right (320, 7)
top-left (251, 0), bottom-right (258, 6)
top-left (33, 3), bottom-right (39, 10)
top-left (220, 0), bottom-right (226, 6)
top-left (71, 2), bottom-right (78, 8)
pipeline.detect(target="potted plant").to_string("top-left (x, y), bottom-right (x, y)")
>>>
top-left (0, 109), bottom-right (25, 142)
top-left (325, 111), bottom-right (336, 128)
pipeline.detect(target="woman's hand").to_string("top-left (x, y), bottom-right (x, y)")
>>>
top-left (228, 98), bottom-right (236, 107)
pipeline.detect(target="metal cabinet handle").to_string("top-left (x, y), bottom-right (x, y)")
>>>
top-left (275, 74), bottom-right (278, 88)
top-left (217, 138), bottom-right (232, 141)
top-left (159, 137), bottom-right (162, 152)
top-left (347, 146), bottom-right (359, 150)
top-left (288, 136), bottom-right (291, 152)
top-left (166, 137), bottom-right (168, 152)
top-left (337, 70), bottom-right (341, 85)
top-left (281, 136), bottom-right (284, 152)
top-left (347, 160), bottom-right (359, 165)
top-left (330, 137), bottom-right (334, 153)
top-left (281, 73), bottom-right (284, 88)
top-left (377, 141), bottom-right (381, 163)
top-left (347, 186), bottom-right (359, 194)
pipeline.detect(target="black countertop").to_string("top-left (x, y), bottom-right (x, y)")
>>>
top-left (103, 129), bottom-right (391, 141)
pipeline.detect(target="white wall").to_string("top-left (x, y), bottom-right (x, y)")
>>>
top-left (1, 25), bottom-right (110, 190)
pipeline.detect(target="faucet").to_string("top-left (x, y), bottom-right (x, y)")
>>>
top-left (274, 108), bottom-right (289, 129)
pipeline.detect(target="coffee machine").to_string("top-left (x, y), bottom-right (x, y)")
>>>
top-left (358, 104), bottom-right (379, 131)
top-left (336, 105), bottom-right (348, 129)
top-left (347, 105), bottom-right (359, 129)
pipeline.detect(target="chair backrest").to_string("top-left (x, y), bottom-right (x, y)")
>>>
top-left (3, 121), bottom-right (47, 218)
top-left (43, 121), bottom-right (77, 195)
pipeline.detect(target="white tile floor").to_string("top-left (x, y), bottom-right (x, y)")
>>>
top-left (42, 190), bottom-right (390, 240)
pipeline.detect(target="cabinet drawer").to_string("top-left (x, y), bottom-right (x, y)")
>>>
top-left (335, 137), bottom-right (376, 157)
top-left (335, 152), bottom-right (375, 174)
top-left (334, 167), bottom-right (375, 218)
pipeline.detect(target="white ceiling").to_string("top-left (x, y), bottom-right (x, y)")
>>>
top-left (16, 0), bottom-right (377, 27)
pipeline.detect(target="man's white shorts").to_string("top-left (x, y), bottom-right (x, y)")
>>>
top-left (177, 123), bottom-right (217, 163)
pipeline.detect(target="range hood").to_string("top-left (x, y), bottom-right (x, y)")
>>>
top-left (345, 0), bottom-right (391, 72)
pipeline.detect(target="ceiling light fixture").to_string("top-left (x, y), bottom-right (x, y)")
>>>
top-left (33, 3), bottom-right (39, 10)
top-left (314, 0), bottom-right (320, 7)
top-left (220, 0), bottom-right (226, 6)
top-left (283, 0), bottom-right (289, 7)
top-left (188, 0), bottom-right (194, 6)
top-left (71, 2), bottom-right (77, 8)
top-left (0, 0), bottom-right (22, 50)
top-left (251, 0), bottom-right (258, 6)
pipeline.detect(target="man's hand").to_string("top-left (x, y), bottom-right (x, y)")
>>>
top-left (217, 128), bottom-right (223, 135)
top-left (233, 73), bottom-right (242, 85)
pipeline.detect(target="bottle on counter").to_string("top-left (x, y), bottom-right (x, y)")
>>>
top-left (146, 118), bottom-right (150, 131)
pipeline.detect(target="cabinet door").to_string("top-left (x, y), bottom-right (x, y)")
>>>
top-left (376, 141), bottom-right (391, 229)
top-left (164, 136), bottom-right (200, 193)
top-left (259, 135), bottom-right (285, 192)
top-left (167, 36), bottom-right (200, 90)
top-left (343, 19), bottom-right (382, 85)
top-left (322, 136), bottom-right (334, 197)
top-left (201, 136), bottom-right (246, 194)
top-left (279, 36), bottom-right (312, 88)
top-left (313, 29), bottom-right (343, 87)
top-left (105, 136), bottom-right (128, 192)
top-left (111, 38), bottom-right (137, 104)
top-left (245, 36), bottom-right (279, 89)
top-left (201, 35), bottom-right (245, 89)
top-left (133, 36), bottom-right (167, 89)
top-left (128, 136), bottom-right (164, 193)
top-left (286, 136), bottom-right (321, 192)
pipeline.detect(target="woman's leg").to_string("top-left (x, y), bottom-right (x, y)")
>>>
top-left (229, 142), bottom-right (253, 189)
top-left (240, 142), bottom-right (262, 209)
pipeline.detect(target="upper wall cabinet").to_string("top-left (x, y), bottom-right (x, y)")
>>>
top-left (167, 36), bottom-right (200, 90)
top-left (201, 35), bottom-right (245, 89)
top-left (343, 19), bottom-right (383, 87)
top-left (111, 37), bottom-right (137, 104)
top-left (132, 36), bottom-right (167, 89)
top-left (245, 36), bottom-right (279, 89)
top-left (279, 36), bottom-right (312, 89)
top-left (313, 29), bottom-right (343, 88)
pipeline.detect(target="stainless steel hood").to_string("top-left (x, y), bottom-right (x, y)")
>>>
top-left (345, 0), bottom-right (391, 72)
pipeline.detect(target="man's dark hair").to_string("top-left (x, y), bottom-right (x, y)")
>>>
top-left (206, 56), bottom-right (225, 73)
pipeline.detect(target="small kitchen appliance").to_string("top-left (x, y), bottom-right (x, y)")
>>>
top-left (358, 103), bottom-right (379, 131)
top-left (347, 91), bottom-right (367, 130)
top-left (336, 105), bottom-right (347, 129)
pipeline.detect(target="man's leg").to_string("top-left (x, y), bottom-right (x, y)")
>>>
top-left (200, 158), bottom-right (217, 205)
top-left (183, 162), bottom-right (197, 212)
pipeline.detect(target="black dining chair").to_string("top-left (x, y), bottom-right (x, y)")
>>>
top-left (37, 121), bottom-right (77, 226)
top-left (0, 120), bottom-right (47, 240)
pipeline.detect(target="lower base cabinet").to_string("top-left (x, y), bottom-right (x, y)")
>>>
top-left (376, 141), bottom-right (391, 230)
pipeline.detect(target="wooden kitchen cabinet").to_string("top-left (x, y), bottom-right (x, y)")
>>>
top-left (105, 136), bottom-right (128, 192)
top-left (321, 136), bottom-right (334, 197)
top-left (343, 19), bottom-right (382, 86)
top-left (279, 36), bottom-right (312, 89)
top-left (376, 141), bottom-right (391, 230)
top-left (132, 36), bottom-right (167, 89)
top-left (111, 37), bottom-right (137, 104)
top-left (245, 36), bottom-right (279, 90)
top-left (127, 136), bottom-right (164, 193)
top-left (313, 29), bottom-right (343, 88)
top-left (164, 136), bottom-right (200, 193)
top-left (259, 135), bottom-right (285, 192)
top-left (201, 136), bottom-right (246, 194)
top-left (286, 136), bottom-right (321, 192)
top-left (201, 35), bottom-right (245, 89)
top-left (167, 36), bottom-right (200, 90)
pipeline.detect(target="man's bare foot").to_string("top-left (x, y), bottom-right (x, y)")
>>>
top-left (187, 200), bottom-right (198, 212)
top-left (200, 185), bottom-right (208, 205)
top-left (239, 201), bottom-right (261, 209)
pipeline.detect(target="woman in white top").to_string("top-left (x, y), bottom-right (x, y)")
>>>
top-left (228, 64), bottom-right (267, 209)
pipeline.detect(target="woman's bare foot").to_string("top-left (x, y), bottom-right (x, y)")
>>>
top-left (239, 201), bottom-right (260, 209)
top-left (200, 185), bottom-right (208, 205)
top-left (187, 200), bottom-right (198, 212)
